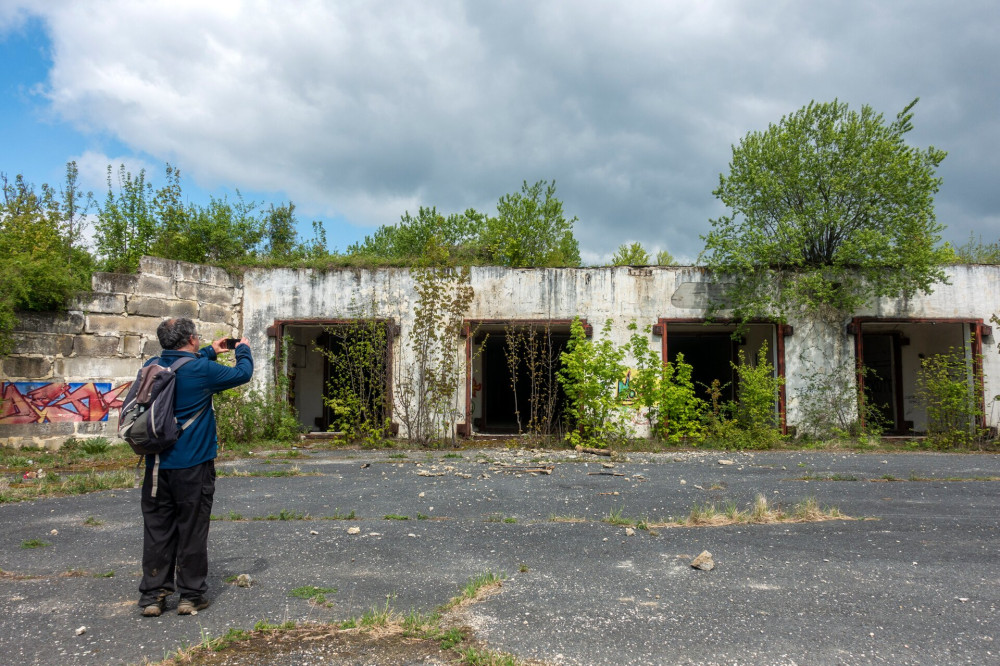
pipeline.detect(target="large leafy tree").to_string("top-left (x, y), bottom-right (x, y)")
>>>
top-left (348, 179), bottom-right (581, 267)
top-left (701, 99), bottom-right (949, 320)
top-left (480, 180), bottom-right (580, 267)
top-left (0, 165), bottom-right (94, 354)
top-left (347, 206), bottom-right (483, 263)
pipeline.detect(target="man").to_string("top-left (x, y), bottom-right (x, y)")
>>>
top-left (139, 317), bottom-right (253, 617)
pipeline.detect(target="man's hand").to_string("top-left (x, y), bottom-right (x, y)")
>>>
top-left (211, 337), bottom-right (249, 354)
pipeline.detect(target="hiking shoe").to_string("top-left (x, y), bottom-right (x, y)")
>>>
top-left (177, 597), bottom-right (210, 615)
top-left (141, 600), bottom-right (164, 617)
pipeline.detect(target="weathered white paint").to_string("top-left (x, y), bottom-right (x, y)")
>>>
top-left (242, 265), bottom-right (1000, 437)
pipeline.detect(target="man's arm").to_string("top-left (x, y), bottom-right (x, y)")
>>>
top-left (202, 339), bottom-right (254, 392)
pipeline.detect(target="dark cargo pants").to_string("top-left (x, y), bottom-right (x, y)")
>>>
top-left (138, 459), bottom-right (215, 606)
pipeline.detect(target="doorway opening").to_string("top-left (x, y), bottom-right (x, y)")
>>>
top-left (275, 320), bottom-right (395, 435)
top-left (466, 321), bottom-right (576, 436)
top-left (658, 319), bottom-right (788, 431)
top-left (853, 319), bottom-right (986, 435)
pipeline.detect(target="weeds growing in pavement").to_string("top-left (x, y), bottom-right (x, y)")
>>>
top-left (289, 585), bottom-right (338, 606)
top-left (321, 509), bottom-right (357, 520)
top-left (795, 472), bottom-right (858, 481)
top-left (360, 596), bottom-right (397, 627)
top-left (458, 646), bottom-right (522, 665)
top-left (603, 506), bottom-right (636, 526)
top-left (218, 466), bottom-right (305, 478)
top-left (155, 570), bottom-right (517, 665)
top-left (21, 539), bottom-right (49, 549)
top-left (254, 509), bottom-right (307, 521)
top-left (600, 495), bottom-right (850, 530)
top-left (0, 470), bottom-right (133, 504)
top-left (454, 571), bottom-right (505, 607)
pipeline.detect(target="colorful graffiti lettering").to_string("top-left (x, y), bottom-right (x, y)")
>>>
top-left (0, 382), bottom-right (131, 424)
top-left (617, 369), bottom-right (638, 405)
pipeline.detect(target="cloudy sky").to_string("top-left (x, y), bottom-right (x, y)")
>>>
top-left (1, 1), bottom-right (997, 264)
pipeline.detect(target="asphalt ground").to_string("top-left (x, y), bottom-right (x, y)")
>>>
top-left (1, 448), bottom-right (999, 665)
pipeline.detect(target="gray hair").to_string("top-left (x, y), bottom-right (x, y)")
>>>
top-left (157, 317), bottom-right (197, 350)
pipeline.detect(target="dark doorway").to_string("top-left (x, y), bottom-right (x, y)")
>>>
top-left (667, 333), bottom-right (738, 403)
top-left (661, 321), bottom-right (784, 429)
top-left (854, 320), bottom-right (981, 435)
top-left (861, 333), bottom-right (899, 432)
top-left (475, 325), bottom-right (570, 435)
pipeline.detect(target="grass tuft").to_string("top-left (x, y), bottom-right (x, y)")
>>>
top-left (254, 509), bottom-right (307, 521)
top-left (322, 509), bottom-right (357, 520)
top-left (21, 539), bottom-right (50, 549)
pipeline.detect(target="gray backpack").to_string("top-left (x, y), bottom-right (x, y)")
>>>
top-left (119, 356), bottom-right (204, 455)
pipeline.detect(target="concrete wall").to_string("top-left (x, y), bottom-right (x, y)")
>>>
top-left (0, 257), bottom-right (240, 449)
top-left (5, 259), bottom-right (998, 446)
top-left (241, 264), bottom-right (1000, 437)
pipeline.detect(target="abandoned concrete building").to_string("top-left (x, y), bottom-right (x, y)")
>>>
top-left (2, 256), bottom-right (998, 448)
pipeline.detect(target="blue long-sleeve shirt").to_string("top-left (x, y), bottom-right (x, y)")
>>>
top-left (144, 344), bottom-right (254, 470)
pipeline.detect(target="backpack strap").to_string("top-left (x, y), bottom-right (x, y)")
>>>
top-left (167, 355), bottom-right (198, 371)
top-left (151, 454), bottom-right (161, 498)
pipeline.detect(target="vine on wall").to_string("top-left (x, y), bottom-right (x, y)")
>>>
top-left (394, 265), bottom-right (475, 445)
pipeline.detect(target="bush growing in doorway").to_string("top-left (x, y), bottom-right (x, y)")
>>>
top-left (557, 318), bottom-right (630, 448)
top-left (627, 324), bottom-right (706, 443)
top-left (915, 345), bottom-right (985, 448)
top-left (317, 318), bottom-right (393, 446)
top-left (794, 363), bottom-right (884, 441)
top-left (704, 344), bottom-right (784, 449)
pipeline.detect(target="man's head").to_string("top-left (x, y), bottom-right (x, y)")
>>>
top-left (157, 318), bottom-right (199, 351)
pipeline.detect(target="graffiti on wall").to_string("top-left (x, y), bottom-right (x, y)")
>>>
top-left (0, 382), bottom-right (131, 424)
top-left (617, 369), bottom-right (639, 405)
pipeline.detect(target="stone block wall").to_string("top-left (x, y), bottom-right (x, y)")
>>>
top-left (0, 256), bottom-right (241, 449)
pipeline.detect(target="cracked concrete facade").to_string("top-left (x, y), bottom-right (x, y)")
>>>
top-left (3, 258), bottom-right (998, 446)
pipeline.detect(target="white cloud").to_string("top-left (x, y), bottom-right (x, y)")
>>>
top-left (18, 0), bottom-right (1000, 259)
top-left (69, 150), bottom-right (158, 195)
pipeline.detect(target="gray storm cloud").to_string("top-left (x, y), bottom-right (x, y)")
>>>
top-left (13, 0), bottom-right (999, 262)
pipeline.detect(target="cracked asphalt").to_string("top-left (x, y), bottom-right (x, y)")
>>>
top-left (1, 448), bottom-right (998, 665)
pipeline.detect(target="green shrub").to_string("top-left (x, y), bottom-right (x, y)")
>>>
top-left (795, 363), bottom-right (884, 440)
top-left (628, 325), bottom-right (706, 443)
top-left (557, 319), bottom-right (630, 448)
top-left (915, 346), bottom-right (985, 448)
top-left (704, 344), bottom-right (784, 449)
top-left (318, 320), bottom-right (393, 445)
top-left (215, 383), bottom-right (300, 448)
top-left (80, 438), bottom-right (111, 455)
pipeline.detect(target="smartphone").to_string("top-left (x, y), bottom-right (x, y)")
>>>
top-left (223, 338), bottom-right (240, 350)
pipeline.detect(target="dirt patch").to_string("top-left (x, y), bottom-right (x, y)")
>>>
top-left (158, 623), bottom-right (538, 666)
top-left (180, 626), bottom-right (451, 665)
